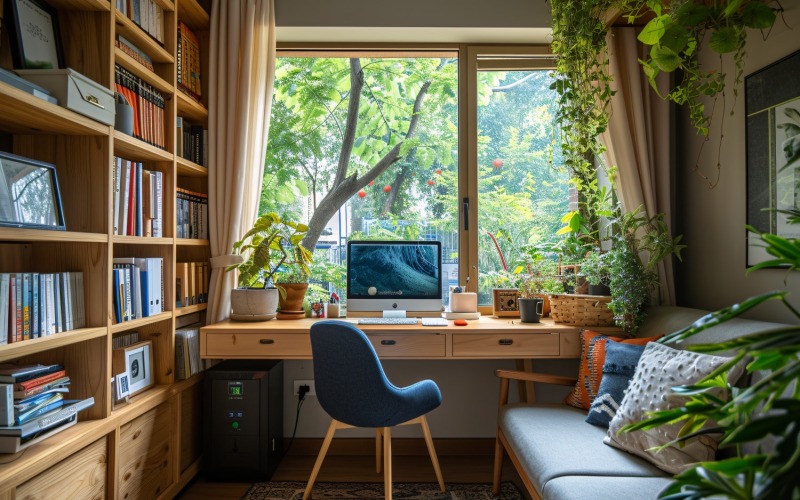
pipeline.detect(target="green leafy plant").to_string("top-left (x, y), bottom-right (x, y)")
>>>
top-left (580, 249), bottom-right (613, 287)
top-left (516, 256), bottom-right (563, 299)
top-left (620, 228), bottom-right (800, 498)
top-left (226, 212), bottom-right (313, 291)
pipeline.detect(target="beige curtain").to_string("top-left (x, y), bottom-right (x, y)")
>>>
top-left (600, 28), bottom-right (675, 306)
top-left (206, 0), bottom-right (276, 323)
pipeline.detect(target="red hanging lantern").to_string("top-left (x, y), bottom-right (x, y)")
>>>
top-left (435, 169), bottom-right (442, 175)
top-left (368, 181), bottom-right (375, 186)
top-left (493, 158), bottom-right (503, 168)
top-left (427, 180), bottom-right (435, 186)
top-left (358, 190), bottom-right (366, 198)
top-left (383, 185), bottom-right (392, 193)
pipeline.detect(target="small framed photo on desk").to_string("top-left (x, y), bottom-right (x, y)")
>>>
top-left (492, 288), bottom-right (520, 317)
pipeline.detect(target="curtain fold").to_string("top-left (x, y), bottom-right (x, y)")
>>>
top-left (600, 28), bottom-right (676, 306)
top-left (206, 0), bottom-right (277, 323)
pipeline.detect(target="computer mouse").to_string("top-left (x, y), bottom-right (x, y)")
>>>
top-left (454, 319), bottom-right (468, 326)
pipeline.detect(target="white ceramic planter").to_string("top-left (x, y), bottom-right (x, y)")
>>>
top-left (230, 287), bottom-right (279, 320)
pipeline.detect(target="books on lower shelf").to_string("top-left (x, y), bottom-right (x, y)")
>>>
top-left (113, 157), bottom-right (163, 237)
top-left (0, 362), bottom-right (74, 430)
top-left (175, 262), bottom-right (209, 308)
top-left (0, 397), bottom-right (94, 454)
top-left (176, 188), bottom-right (208, 239)
top-left (0, 272), bottom-right (85, 344)
top-left (112, 258), bottom-right (164, 323)
top-left (175, 325), bottom-right (203, 381)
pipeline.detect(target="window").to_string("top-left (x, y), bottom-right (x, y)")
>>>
top-left (262, 46), bottom-right (562, 311)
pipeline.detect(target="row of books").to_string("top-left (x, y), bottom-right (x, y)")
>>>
top-left (115, 35), bottom-right (154, 72)
top-left (176, 117), bottom-right (208, 167)
top-left (175, 326), bottom-right (203, 380)
top-left (176, 262), bottom-right (209, 308)
top-left (116, 0), bottom-right (165, 44)
top-left (177, 21), bottom-right (202, 102)
top-left (113, 157), bottom-right (164, 237)
top-left (112, 258), bottom-right (164, 324)
top-left (177, 188), bottom-right (208, 240)
top-left (112, 330), bottom-right (140, 350)
top-left (115, 65), bottom-right (167, 150)
top-left (0, 272), bottom-right (85, 345)
top-left (0, 364), bottom-right (70, 427)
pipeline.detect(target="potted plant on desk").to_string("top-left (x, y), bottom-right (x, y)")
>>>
top-left (516, 257), bottom-right (563, 322)
top-left (226, 212), bottom-right (313, 321)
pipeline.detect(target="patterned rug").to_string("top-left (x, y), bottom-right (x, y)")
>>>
top-left (241, 481), bottom-right (524, 499)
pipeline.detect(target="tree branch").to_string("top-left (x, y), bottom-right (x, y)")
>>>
top-left (333, 59), bottom-right (363, 188)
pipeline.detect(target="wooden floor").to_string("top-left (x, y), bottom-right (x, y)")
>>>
top-left (175, 439), bottom-right (529, 499)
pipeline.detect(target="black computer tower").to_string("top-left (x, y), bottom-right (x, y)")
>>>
top-left (203, 359), bottom-right (284, 481)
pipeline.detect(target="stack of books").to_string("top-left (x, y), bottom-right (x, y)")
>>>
top-left (0, 363), bottom-right (94, 453)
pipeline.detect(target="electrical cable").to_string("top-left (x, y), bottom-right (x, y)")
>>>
top-left (284, 386), bottom-right (308, 454)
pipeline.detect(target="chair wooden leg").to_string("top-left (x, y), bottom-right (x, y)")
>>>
top-left (375, 428), bottom-right (382, 474)
top-left (303, 419), bottom-right (339, 500)
top-left (492, 428), bottom-right (504, 495)
top-left (383, 426), bottom-right (392, 500)
top-left (419, 415), bottom-right (445, 492)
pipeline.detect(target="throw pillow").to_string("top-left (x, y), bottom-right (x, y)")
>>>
top-left (564, 330), bottom-right (661, 410)
top-left (586, 341), bottom-right (647, 428)
top-left (605, 342), bottom-right (745, 475)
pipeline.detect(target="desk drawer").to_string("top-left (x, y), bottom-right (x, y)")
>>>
top-left (369, 334), bottom-right (446, 357)
top-left (205, 333), bottom-right (311, 357)
top-left (452, 333), bottom-right (559, 357)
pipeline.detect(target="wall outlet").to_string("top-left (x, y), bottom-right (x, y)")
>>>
top-left (293, 379), bottom-right (316, 397)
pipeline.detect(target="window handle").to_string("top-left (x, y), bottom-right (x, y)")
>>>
top-left (463, 197), bottom-right (469, 231)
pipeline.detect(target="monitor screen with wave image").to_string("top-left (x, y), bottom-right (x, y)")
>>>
top-left (346, 240), bottom-right (443, 316)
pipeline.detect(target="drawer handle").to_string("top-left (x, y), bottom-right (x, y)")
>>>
top-left (498, 339), bottom-right (514, 346)
top-left (259, 339), bottom-right (275, 345)
top-left (381, 340), bottom-right (396, 345)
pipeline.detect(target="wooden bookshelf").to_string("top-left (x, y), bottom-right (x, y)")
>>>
top-left (0, 0), bottom-right (210, 496)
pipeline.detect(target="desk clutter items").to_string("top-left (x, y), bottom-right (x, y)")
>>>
top-left (0, 67), bottom-right (57, 104)
top-left (446, 284), bottom-right (480, 320)
top-left (0, 362), bottom-right (94, 454)
top-left (0, 271), bottom-right (85, 344)
top-left (17, 68), bottom-right (115, 125)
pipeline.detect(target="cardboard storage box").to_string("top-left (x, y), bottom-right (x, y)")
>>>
top-left (16, 68), bottom-right (115, 125)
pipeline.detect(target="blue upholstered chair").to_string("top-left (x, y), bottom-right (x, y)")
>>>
top-left (304, 320), bottom-right (445, 500)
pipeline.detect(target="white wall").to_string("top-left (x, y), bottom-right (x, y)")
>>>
top-left (676, 3), bottom-right (800, 323)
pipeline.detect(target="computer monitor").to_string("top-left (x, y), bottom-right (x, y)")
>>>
top-left (346, 240), bottom-right (442, 315)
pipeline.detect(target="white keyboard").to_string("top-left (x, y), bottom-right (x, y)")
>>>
top-left (421, 317), bottom-right (449, 327)
top-left (357, 318), bottom-right (419, 325)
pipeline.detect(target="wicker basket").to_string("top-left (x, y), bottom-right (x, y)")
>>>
top-left (548, 294), bottom-right (614, 327)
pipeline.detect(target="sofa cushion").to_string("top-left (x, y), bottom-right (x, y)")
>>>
top-left (605, 342), bottom-right (745, 474)
top-left (564, 330), bottom-right (660, 410)
top-left (542, 475), bottom-right (673, 500)
top-left (499, 403), bottom-right (667, 494)
top-left (586, 342), bottom-right (647, 427)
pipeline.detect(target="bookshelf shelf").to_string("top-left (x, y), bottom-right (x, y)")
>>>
top-left (47, 0), bottom-right (111, 11)
top-left (111, 235), bottom-right (175, 245)
top-left (176, 303), bottom-right (208, 317)
top-left (0, 327), bottom-right (107, 363)
top-left (114, 48), bottom-right (174, 94)
top-left (110, 311), bottom-right (173, 334)
top-left (176, 157), bottom-right (209, 177)
top-left (178, 0), bottom-right (210, 30)
top-left (153, 0), bottom-right (177, 12)
top-left (113, 131), bottom-right (174, 161)
top-left (177, 91), bottom-right (209, 122)
top-left (175, 237), bottom-right (209, 246)
top-left (0, 83), bottom-right (110, 136)
top-left (0, 228), bottom-right (108, 244)
top-left (114, 11), bottom-right (175, 64)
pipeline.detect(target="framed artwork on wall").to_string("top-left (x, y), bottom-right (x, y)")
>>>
top-left (745, 49), bottom-right (800, 267)
top-left (5, 0), bottom-right (65, 69)
top-left (0, 151), bottom-right (65, 231)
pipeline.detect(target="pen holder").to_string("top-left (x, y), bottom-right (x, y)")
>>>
top-left (450, 292), bottom-right (477, 313)
top-left (325, 303), bottom-right (340, 318)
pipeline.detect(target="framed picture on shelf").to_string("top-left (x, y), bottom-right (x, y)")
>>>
top-left (492, 288), bottom-right (520, 317)
top-left (746, 49), bottom-right (800, 267)
top-left (112, 341), bottom-right (154, 397)
top-left (5, 0), bottom-right (65, 69)
top-left (0, 151), bottom-right (66, 231)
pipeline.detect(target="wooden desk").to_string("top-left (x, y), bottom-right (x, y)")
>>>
top-left (200, 316), bottom-right (622, 360)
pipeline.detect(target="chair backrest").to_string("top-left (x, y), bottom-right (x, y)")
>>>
top-left (310, 320), bottom-right (401, 427)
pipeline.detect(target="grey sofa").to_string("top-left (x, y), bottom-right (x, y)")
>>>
top-left (492, 306), bottom-right (789, 500)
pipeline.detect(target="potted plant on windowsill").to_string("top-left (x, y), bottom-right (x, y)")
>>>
top-left (580, 249), bottom-right (612, 296)
top-left (226, 212), bottom-right (313, 321)
top-left (516, 256), bottom-right (563, 322)
top-left (274, 265), bottom-right (312, 320)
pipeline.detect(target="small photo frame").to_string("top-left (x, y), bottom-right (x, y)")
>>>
top-left (110, 374), bottom-right (130, 409)
top-left (492, 288), bottom-right (520, 317)
top-left (112, 340), bottom-right (154, 397)
top-left (0, 151), bottom-right (66, 231)
top-left (5, 0), bottom-right (65, 69)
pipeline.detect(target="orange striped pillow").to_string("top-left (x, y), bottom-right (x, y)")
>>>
top-left (564, 330), bottom-right (661, 410)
